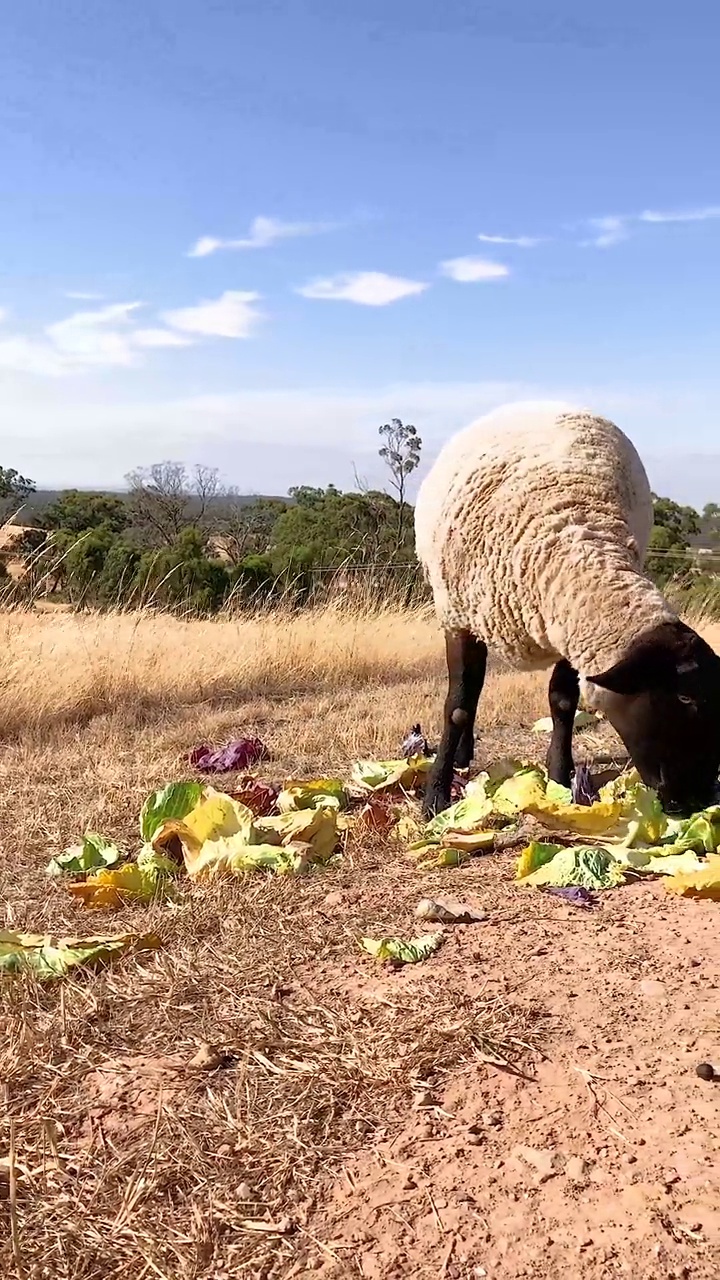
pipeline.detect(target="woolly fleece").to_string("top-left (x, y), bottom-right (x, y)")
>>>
top-left (414, 401), bottom-right (676, 689)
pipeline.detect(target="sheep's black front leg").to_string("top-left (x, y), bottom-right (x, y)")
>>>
top-left (547, 659), bottom-right (580, 788)
top-left (423, 630), bottom-right (487, 817)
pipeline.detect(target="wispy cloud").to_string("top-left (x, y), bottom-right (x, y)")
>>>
top-left (440, 256), bottom-right (509, 282)
top-left (163, 290), bottom-right (263, 337)
top-left (132, 328), bottom-right (194, 348)
top-left (582, 203), bottom-right (720, 247)
top-left (477, 232), bottom-right (542, 247)
top-left (296, 271), bottom-right (428, 306)
top-left (639, 206), bottom-right (720, 224)
top-left (187, 215), bottom-right (336, 258)
top-left (65, 290), bottom-right (104, 301)
top-left (582, 215), bottom-right (629, 248)
top-left (0, 301), bottom-right (145, 377)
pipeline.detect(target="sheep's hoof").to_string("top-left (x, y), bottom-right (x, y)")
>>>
top-left (422, 786), bottom-right (452, 819)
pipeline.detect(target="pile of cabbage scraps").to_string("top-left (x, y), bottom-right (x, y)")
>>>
top-left (406, 759), bottom-right (720, 895)
top-left (52, 778), bottom-right (345, 909)
top-left (0, 930), bottom-right (160, 979)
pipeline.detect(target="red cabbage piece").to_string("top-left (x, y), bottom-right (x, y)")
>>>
top-left (571, 765), bottom-right (600, 806)
top-left (189, 738), bottom-right (269, 774)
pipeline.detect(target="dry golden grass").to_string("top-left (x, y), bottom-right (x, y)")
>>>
top-left (1, 603), bottom-right (718, 1278)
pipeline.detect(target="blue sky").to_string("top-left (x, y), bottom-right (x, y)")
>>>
top-left (2, 0), bottom-right (720, 504)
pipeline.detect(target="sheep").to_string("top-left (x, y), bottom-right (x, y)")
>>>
top-left (415, 400), bottom-right (720, 817)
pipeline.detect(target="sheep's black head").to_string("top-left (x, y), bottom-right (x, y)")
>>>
top-left (588, 620), bottom-right (720, 816)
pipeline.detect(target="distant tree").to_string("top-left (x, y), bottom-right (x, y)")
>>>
top-left (0, 466), bottom-right (35, 502)
top-left (646, 495), bottom-right (700, 586)
top-left (0, 466), bottom-right (35, 519)
top-left (41, 490), bottom-right (129, 536)
top-left (133, 526), bottom-right (231, 614)
top-left (378, 419), bottom-right (422, 548)
top-left (215, 497), bottom-right (287, 564)
top-left (64, 527), bottom-right (118, 602)
top-left (701, 502), bottom-right (720, 546)
top-left (288, 484), bottom-right (341, 508)
top-left (126, 462), bottom-right (220, 546)
top-left (651, 494), bottom-right (700, 541)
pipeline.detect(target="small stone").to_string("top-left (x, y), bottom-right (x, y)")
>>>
top-left (482, 1110), bottom-right (503, 1128)
top-left (418, 1123), bottom-right (434, 1140)
top-left (664, 1169), bottom-right (681, 1187)
top-left (188, 1042), bottom-right (224, 1071)
top-left (237, 1181), bottom-right (254, 1200)
top-left (323, 890), bottom-right (344, 909)
top-left (467, 1133), bottom-right (483, 1146)
top-left (513, 1144), bottom-right (562, 1182)
top-left (401, 1173), bottom-right (417, 1190)
top-left (414, 898), bottom-right (485, 925)
top-left (621, 1153), bottom-right (638, 1167)
top-left (412, 1089), bottom-right (435, 1110)
top-left (696, 1062), bottom-right (716, 1082)
top-left (566, 1156), bottom-right (588, 1182)
top-left (216, 1143), bottom-right (232, 1158)
top-left (639, 979), bottom-right (667, 1000)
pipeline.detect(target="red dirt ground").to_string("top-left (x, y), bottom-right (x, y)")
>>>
top-left (304, 860), bottom-right (720, 1280)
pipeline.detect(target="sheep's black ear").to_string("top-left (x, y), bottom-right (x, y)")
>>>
top-left (588, 639), bottom-right (675, 696)
top-left (588, 656), bottom-right (651, 696)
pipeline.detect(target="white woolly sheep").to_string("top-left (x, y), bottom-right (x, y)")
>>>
top-left (415, 401), bottom-right (720, 817)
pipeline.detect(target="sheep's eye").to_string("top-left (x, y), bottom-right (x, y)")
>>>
top-left (678, 694), bottom-right (695, 706)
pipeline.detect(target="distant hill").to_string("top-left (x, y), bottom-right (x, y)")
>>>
top-left (8, 489), bottom-right (286, 525)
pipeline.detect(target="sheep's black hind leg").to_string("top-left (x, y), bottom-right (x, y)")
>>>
top-left (423, 630), bottom-right (487, 817)
top-left (547, 659), bottom-right (580, 788)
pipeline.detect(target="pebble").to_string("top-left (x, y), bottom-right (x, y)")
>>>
top-left (237, 1181), bottom-right (254, 1200)
top-left (513, 1144), bottom-right (562, 1183)
top-left (467, 1133), bottom-right (484, 1147)
top-left (415, 897), bottom-right (485, 924)
top-left (696, 1062), bottom-right (716, 1082)
top-left (188, 1041), bottom-right (224, 1071)
top-left (621, 1153), bottom-right (638, 1167)
top-left (482, 1110), bottom-right (503, 1128)
top-left (639, 979), bottom-right (667, 1000)
top-left (418, 1123), bottom-right (434, 1140)
top-left (412, 1089), bottom-right (435, 1110)
top-left (565, 1156), bottom-right (588, 1182)
top-left (323, 890), bottom-right (344, 909)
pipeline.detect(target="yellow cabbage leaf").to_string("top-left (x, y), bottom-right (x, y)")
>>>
top-left (664, 855), bottom-right (720, 899)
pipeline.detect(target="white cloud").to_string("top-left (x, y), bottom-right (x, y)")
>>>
top-left (163, 290), bottom-right (263, 338)
top-left (583, 215), bottom-right (629, 248)
top-left (187, 236), bottom-right (224, 259)
top-left (0, 300), bottom-right (201, 377)
top-left (132, 328), bottom-right (194, 348)
top-left (187, 215), bottom-right (336, 257)
top-left (65, 291), bottom-right (104, 301)
top-left (296, 271), bottom-right (428, 306)
top-left (582, 203), bottom-right (720, 247)
top-left (440, 256), bottom-right (509, 282)
top-left (639, 206), bottom-right (720, 224)
top-left (45, 301), bottom-right (143, 369)
top-left (477, 232), bottom-right (542, 247)
top-left (0, 302), bottom-right (146, 377)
